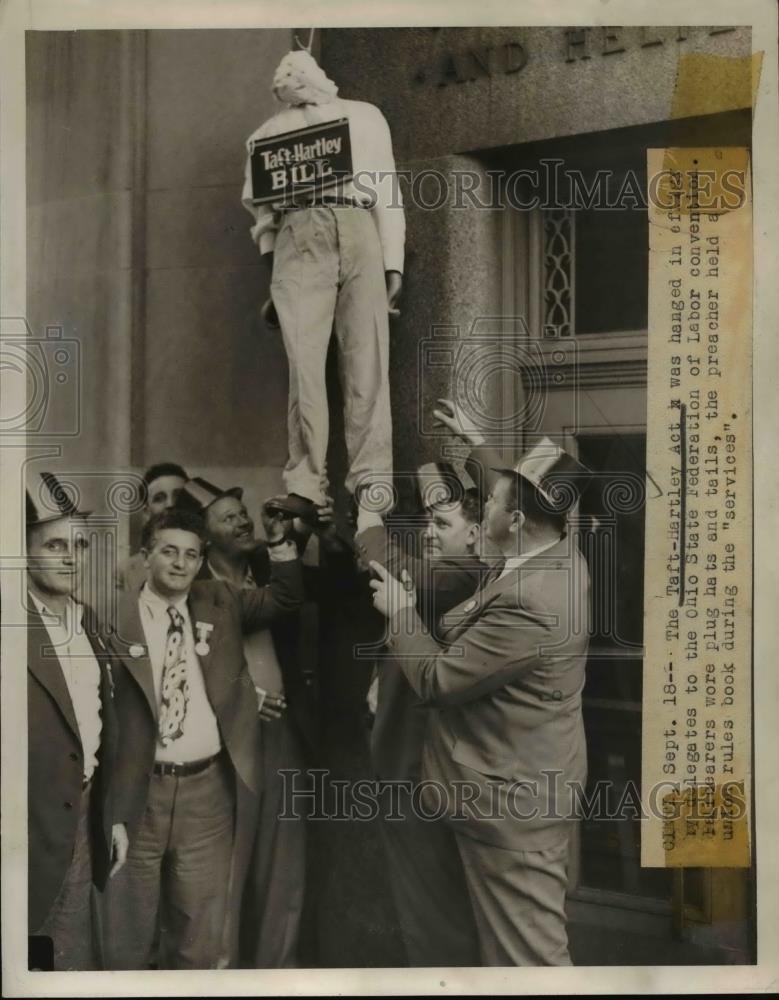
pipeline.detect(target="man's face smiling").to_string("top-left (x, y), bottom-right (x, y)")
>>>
top-left (144, 475), bottom-right (187, 520)
top-left (27, 516), bottom-right (89, 599)
top-left (422, 501), bottom-right (479, 559)
top-left (142, 528), bottom-right (203, 600)
top-left (206, 496), bottom-right (256, 558)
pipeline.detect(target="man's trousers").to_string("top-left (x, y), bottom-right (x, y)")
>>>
top-left (454, 830), bottom-right (572, 966)
top-left (270, 205), bottom-right (392, 504)
top-left (236, 712), bottom-right (307, 968)
top-left (36, 783), bottom-right (98, 970)
top-left (104, 756), bottom-right (234, 969)
top-left (379, 794), bottom-right (481, 967)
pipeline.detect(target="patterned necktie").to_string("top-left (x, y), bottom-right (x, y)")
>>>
top-left (158, 606), bottom-right (189, 746)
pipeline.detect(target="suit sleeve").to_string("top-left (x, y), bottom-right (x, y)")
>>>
top-left (238, 556), bottom-right (304, 632)
top-left (388, 601), bottom-right (554, 706)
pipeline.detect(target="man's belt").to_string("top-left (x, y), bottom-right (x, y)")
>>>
top-left (278, 195), bottom-right (370, 212)
top-left (153, 750), bottom-right (223, 778)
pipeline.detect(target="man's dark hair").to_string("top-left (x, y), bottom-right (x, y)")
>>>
top-left (459, 487), bottom-right (483, 526)
top-left (140, 462), bottom-right (188, 506)
top-left (505, 474), bottom-right (568, 533)
top-left (141, 508), bottom-right (206, 554)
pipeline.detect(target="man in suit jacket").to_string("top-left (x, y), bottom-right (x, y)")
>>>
top-left (352, 464), bottom-right (486, 966)
top-left (26, 473), bottom-right (133, 970)
top-left (115, 461), bottom-right (188, 593)
top-left (182, 476), bottom-right (318, 968)
top-left (104, 505), bottom-right (303, 969)
top-left (370, 409), bottom-right (591, 966)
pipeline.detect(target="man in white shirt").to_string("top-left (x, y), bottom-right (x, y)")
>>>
top-left (26, 472), bottom-right (129, 969)
top-left (242, 49), bottom-right (405, 511)
top-left (105, 506), bottom-right (304, 969)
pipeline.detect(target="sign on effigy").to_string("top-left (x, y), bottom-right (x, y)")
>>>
top-left (249, 118), bottom-right (353, 203)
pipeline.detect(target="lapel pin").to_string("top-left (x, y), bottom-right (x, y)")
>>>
top-left (463, 599), bottom-right (477, 613)
top-left (194, 621), bottom-right (214, 657)
top-left (129, 643), bottom-right (145, 659)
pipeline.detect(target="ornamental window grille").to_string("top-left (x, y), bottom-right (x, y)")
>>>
top-left (542, 209), bottom-right (575, 338)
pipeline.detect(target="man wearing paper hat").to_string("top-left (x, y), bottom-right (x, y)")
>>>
top-left (26, 472), bottom-right (133, 968)
top-left (352, 459), bottom-right (485, 966)
top-left (180, 475), bottom-right (315, 968)
top-left (492, 436), bottom-right (591, 516)
top-left (241, 45), bottom-right (405, 512)
top-left (369, 400), bottom-right (592, 966)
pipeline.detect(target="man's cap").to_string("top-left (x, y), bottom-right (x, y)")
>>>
top-left (26, 472), bottom-right (91, 528)
top-left (179, 477), bottom-right (243, 513)
top-left (493, 437), bottom-right (592, 509)
top-left (416, 462), bottom-right (476, 511)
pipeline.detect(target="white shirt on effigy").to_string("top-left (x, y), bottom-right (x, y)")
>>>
top-left (242, 97), bottom-right (406, 273)
top-left (138, 583), bottom-right (222, 763)
top-left (30, 593), bottom-right (102, 782)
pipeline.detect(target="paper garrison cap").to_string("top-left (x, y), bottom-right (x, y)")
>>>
top-left (179, 477), bottom-right (243, 513)
top-left (415, 462), bottom-right (477, 511)
top-left (26, 472), bottom-right (91, 527)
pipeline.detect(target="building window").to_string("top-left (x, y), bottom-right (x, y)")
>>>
top-left (541, 194), bottom-right (648, 338)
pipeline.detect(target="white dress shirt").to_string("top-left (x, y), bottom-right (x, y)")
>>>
top-left (242, 97), bottom-right (406, 274)
top-left (30, 593), bottom-right (102, 782)
top-left (138, 584), bottom-right (222, 763)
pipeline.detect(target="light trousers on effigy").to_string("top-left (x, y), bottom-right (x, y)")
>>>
top-left (270, 205), bottom-right (393, 505)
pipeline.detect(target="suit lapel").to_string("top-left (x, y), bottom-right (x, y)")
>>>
top-left (27, 604), bottom-right (81, 744)
top-left (476, 560), bottom-right (505, 591)
top-left (113, 588), bottom-right (158, 719)
top-left (81, 605), bottom-right (115, 699)
top-left (187, 583), bottom-right (226, 712)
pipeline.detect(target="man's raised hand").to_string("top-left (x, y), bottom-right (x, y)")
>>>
top-left (432, 397), bottom-right (486, 447)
